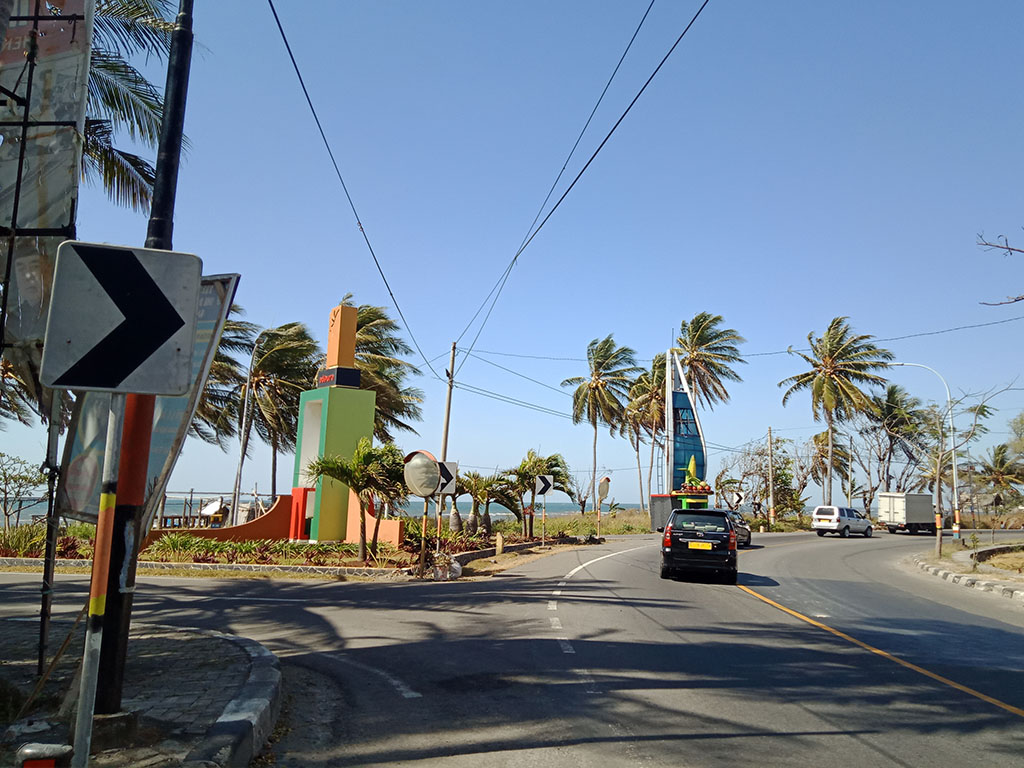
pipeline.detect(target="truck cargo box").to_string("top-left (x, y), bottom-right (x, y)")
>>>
top-left (877, 492), bottom-right (935, 534)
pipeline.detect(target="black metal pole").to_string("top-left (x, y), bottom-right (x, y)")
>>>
top-left (37, 395), bottom-right (62, 676)
top-left (95, 0), bottom-right (194, 715)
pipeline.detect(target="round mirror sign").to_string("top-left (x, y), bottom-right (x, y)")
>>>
top-left (404, 450), bottom-right (440, 498)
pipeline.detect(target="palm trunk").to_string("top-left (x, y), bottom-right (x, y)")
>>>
top-left (270, 434), bottom-right (278, 499)
top-left (371, 499), bottom-right (382, 557)
top-left (647, 429), bottom-right (657, 500)
top-left (591, 419), bottom-right (599, 514)
top-left (633, 434), bottom-right (645, 513)
top-left (358, 498), bottom-right (367, 562)
top-left (826, 413), bottom-right (834, 506)
top-left (482, 501), bottom-right (492, 537)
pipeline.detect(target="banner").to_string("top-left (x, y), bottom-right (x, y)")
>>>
top-left (0, 1), bottom-right (93, 406)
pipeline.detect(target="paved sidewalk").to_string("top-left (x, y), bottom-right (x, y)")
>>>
top-left (1, 618), bottom-right (280, 767)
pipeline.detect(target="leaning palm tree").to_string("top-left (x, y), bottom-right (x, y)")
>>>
top-left (673, 312), bottom-right (746, 410)
top-left (189, 305), bottom-right (258, 449)
top-left (627, 353), bottom-right (665, 503)
top-left (306, 438), bottom-right (406, 562)
top-left (866, 384), bottom-right (927, 491)
top-left (562, 335), bottom-right (641, 512)
top-left (779, 317), bottom-right (892, 505)
top-left (236, 323), bottom-right (322, 499)
top-left (340, 294), bottom-right (424, 443)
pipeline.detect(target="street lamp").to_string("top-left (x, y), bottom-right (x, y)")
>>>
top-left (890, 361), bottom-right (960, 545)
top-left (231, 328), bottom-right (271, 526)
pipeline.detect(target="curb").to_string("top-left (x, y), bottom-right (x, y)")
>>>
top-left (135, 624), bottom-right (282, 768)
top-left (0, 556), bottom-right (409, 579)
top-left (910, 555), bottom-right (1024, 605)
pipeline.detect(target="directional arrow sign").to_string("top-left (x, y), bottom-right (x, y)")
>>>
top-left (535, 475), bottom-right (554, 496)
top-left (41, 242), bottom-right (201, 395)
top-left (437, 461), bottom-right (458, 496)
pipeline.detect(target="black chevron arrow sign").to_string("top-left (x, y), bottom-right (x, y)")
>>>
top-left (535, 475), bottom-right (553, 496)
top-left (41, 242), bottom-right (201, 395)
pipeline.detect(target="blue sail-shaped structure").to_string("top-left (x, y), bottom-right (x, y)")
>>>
top-left (665, 352), bottom-right (707, 492)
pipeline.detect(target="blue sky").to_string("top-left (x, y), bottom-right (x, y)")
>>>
top-left (6, 0), bottom-right (1024, 506)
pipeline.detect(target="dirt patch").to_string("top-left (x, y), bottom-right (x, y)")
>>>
top-left (986, 551), bottom-right (1024, 574)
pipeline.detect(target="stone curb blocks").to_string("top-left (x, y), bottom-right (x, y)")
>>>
top-left (911, 554), bottom-right (1024, 605)
top-left (138, 624), bottom-right (282, 768)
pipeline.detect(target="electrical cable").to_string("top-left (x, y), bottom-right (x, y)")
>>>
top-left (467, 313), bottom-right (1024, 363)
top-left (454, 0), bottom-right (711, 375)
top-left (266, 0), bottom-right (443, 382)
top-left (453, 0), bottom-right (658, 354)
top-left (459, 348), bottom-right (573, 397)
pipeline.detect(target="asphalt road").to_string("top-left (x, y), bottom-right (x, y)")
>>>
top-left (3, 531), bottom-right (1023, 767)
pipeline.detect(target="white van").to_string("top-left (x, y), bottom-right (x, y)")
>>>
top-left (812, 506), bottom-right (873, 538)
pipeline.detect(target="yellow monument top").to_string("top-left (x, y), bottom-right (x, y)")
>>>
top-left (327, 305), bottom-right (358, 368)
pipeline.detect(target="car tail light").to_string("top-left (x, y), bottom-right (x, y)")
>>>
top-left (728, 530), bottom-right (737, 550)
top-left (662, 524), bottom-right (672, 547)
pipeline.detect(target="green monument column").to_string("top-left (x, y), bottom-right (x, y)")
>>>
top-left (291, 305), bottom-right (376, 542)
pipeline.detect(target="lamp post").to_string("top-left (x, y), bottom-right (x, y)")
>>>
top-left (890, 361), bottom-right (960, 549)
top-left (231, 328), bottom-right (271, 525)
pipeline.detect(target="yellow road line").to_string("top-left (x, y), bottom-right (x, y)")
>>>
top-left (738, 585), bottom-right (1024, 719)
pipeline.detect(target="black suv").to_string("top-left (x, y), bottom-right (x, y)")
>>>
top-left (658, 508), bottom-right (738, 584)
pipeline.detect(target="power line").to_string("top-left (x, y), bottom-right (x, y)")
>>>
top-left (454, 0), bottom-right (658, 359)
top-left (454, 0), bottom-right (712, 375)
top-left (453, 381), bottom-right (574, 420)
top-left (459, 348), bottom-right (573, 397)
top-left (468, 314), bottom-right (1024, 363)
top-left (266, 0), bottom-right (443, 382)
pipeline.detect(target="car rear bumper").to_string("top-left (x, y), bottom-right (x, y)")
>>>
top-left (662, 549), bottom-right (736, 571)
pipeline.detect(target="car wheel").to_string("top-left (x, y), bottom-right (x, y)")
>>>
top-left (660, 564), bottom-right (672, 579)
top-left (887, 527), bottom-right (897, 535)
top-left (816, 530), bottom-right (826, 537)
top-left (722, 570), bottom-right (738, 585)
top-left (840, 526), bottom-right (850, 538)
top-left (864, 526), bottom-right (873, 538)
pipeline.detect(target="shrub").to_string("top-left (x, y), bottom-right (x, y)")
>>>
top-left (0, 523), bottom-right (46, 557)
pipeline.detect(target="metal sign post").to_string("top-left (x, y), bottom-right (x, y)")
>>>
top-left (403, 451), bottom-right (440, 579)
top-left (535, 475), bottom-right (553, 546)
top-left (71, 392), bottom-right (124, 768)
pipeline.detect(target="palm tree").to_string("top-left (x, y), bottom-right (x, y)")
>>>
top-left (460, 471), bottom-right (487, 535)
top-left (0, 358), bottom-right (33, 428)
top-left (673, 312), bottom-right (746, 410)
top-left (85, 1), bottom-right (177, 210)
top-left (561, 335), bottom-right (641, 512)
top-left (620, 404), bottom-right (647, 513)
top-left (975, 444), bottom-right (1024, 500)
top-left (189, 305), bottom-right (257, 448)
top-left (779, 317), bottom-right (892, 505)
top-left (505, 450), bottom-right (573, 536)
top-left (305, 438), bottom-right (406, 562)
top-left (627, 353), bottom-right (665, 502)
top-left (866, 384), bottom-right (927, 491)
top-left (237, 323), bottom-right (322, 499)
top-left (340, 295), bottom-right (424, 443)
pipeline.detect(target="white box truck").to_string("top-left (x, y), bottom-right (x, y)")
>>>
top-left (877, 492), bottom-right (935, 534)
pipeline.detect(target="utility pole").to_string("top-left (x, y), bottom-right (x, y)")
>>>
top-left (847, 434), bottom-right (853, 507)
top-left (767, 427), bottom-right (775, 527)
top-left (436, 342), bottom-right (456, 547)
top-left (95, 0), bottom-right (194, 714)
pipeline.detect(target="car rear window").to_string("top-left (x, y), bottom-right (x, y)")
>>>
top-left (670, 513), bottom-right (728, 532)
top-left (815, 508), bottom-right (837, 516)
